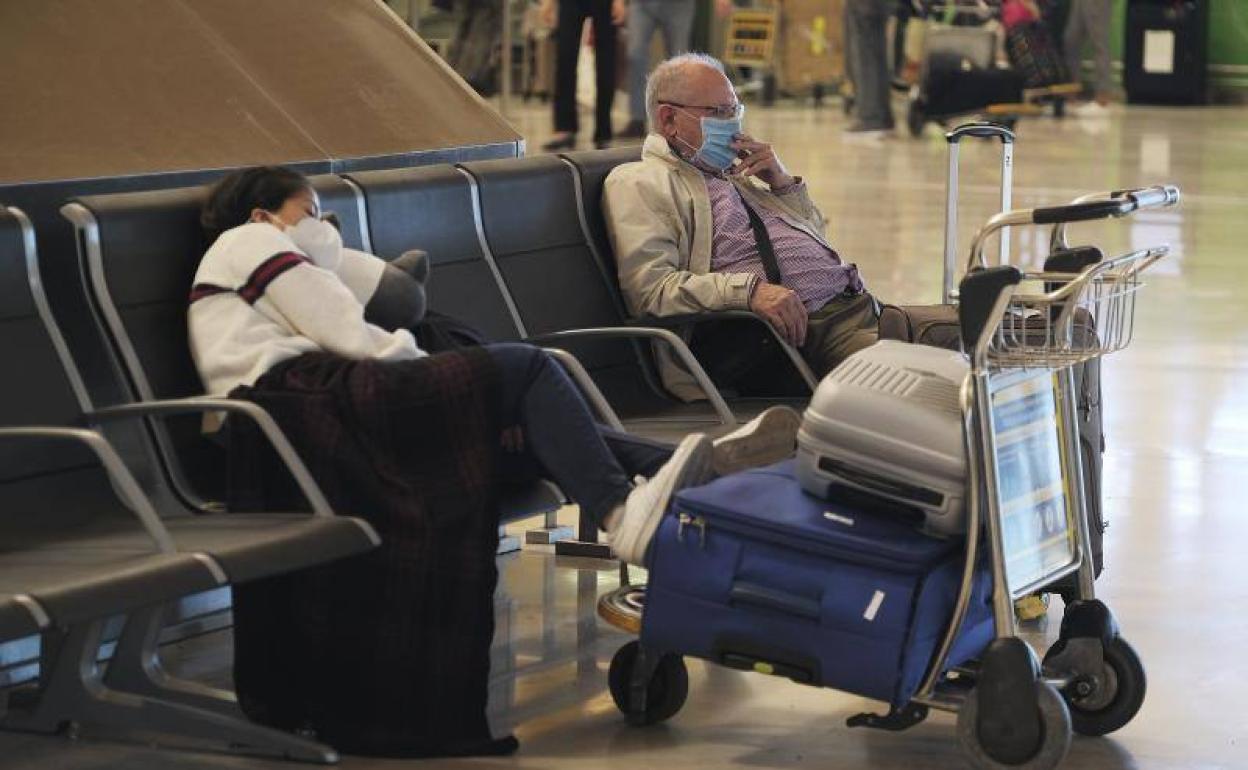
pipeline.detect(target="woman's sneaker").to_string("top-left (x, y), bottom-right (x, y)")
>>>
top-left (608, 434), bottom-right (714, 565)
top-left (712, 406), bottom-right (802, 476)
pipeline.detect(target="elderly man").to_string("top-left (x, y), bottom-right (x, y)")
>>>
top-left (604, 53), bottom-right (878, 400)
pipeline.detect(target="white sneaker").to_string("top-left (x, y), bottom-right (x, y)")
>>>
top-left (712, 406), bottom-right (802, 476)
top-left (608, 433), bottom-right (714, 566)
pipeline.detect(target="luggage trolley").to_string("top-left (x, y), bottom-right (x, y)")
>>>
top-left (598, 184), bottom-right (1179, 768)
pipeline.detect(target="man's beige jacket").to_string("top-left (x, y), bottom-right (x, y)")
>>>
top-left (603, 133), bottom-right (831, 400)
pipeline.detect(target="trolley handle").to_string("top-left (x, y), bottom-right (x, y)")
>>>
top-left (958, 266), bottom-right (1022, 361)
top-left (945, 121), bottom-right (1015, 145)
top-left (1032, 186), bottom-right (1179, 225)
top-left (966, 185), bottom-right (1180, 274)
top-left (1050, 185), bottom-right (1182, 251)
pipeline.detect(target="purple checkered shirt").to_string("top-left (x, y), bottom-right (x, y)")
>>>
top-left (705, 173), bottom-right (863, 312)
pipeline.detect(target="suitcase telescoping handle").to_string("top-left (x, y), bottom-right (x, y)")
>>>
top-left (944, 122), bottom-right (1015, 305)
top-left (966, 184), bottom-right (1181, 275)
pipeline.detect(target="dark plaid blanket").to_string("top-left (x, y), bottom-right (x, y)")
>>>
top-left (226, 348), bottom-right (518, 758)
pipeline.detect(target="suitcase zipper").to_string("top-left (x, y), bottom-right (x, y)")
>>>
top-left (677, 512), bottom-right (708, 548)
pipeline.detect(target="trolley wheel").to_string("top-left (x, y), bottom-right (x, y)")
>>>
top-left (842, 94), bottom-right (855, 117)
top-left (1053, 97), bottom-right (1066, 118)
top-left (1045, 635), bottom-right (1146, 737)
top-left (957, 681), bottom-right (1072, 770)
top-left (906, 98), bottom-right (926, 138)
top-left (608, 641), bottom-right (688, 726)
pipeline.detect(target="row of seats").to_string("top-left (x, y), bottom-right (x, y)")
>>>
top-left (63, 147), bottom-right (815, 543)
top-left (0, 204), bottom-right (377, 762)
top-left (0, 147), bottom-right (815, 759)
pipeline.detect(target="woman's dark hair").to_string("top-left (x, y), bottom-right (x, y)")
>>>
top-left (200, 166), bottom-right (311, 240)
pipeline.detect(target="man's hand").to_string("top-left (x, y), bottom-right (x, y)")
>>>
top-left (540, 0), bottom-right (556, 29)
top-left (611, 0), bottom-right (627, 25)
top-left (731, 134), bottom-right (795, 190)
top-left (749, 282), bottom-right (807, 346)
top-left (714, 0), bottom-right (733, 17)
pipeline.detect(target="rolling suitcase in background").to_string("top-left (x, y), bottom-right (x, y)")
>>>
top-left (639, 461), bottom-right (995, 708)
top-left (906, 7), bottom-right (1025, 135)
top-left (876, 124), bottom-right (1106, 584)
top-left (921, 52), bottom-right (1026, 119)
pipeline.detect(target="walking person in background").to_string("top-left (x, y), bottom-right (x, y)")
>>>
top-left (618, 0), bottom-right (732, 140)
top-left (844, 0), bottom-right (895, 139)
top-left (541, 0), bottom-right (625, 150)
top-left (1064, 0), bottom-right (1113, 115)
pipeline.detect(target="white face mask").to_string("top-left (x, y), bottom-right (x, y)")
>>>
top-left (281, 216), bottom-right (342, 272)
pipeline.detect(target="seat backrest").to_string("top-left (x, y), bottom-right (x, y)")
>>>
top-left (559, 146), bottom-right (641, 300)
top-left (0, 206), bottom-right (135, 535)
top-left (64, 175), bottom-right (367, 511)
top-left (459, 155), bottom-right (670, 414)
top-left (345, 165), bottom-right (524, 342)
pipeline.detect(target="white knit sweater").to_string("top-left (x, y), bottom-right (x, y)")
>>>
top-left (189, 222), bottom-right (425, 398)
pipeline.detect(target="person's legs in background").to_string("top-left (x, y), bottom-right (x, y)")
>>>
top-left (545, 0), bottom-right (588, 150)
top-left (1064, 0), bottom-right (1089, 97)
top-left (1086, 0), bottom-right (1113, 104)
top-left (590, 0), bottom-right (618, 147)
top-left (660, 0), bottom-right (697, 64)
top-left (623, 0), bottom-right (661, 137)
top-left (622, 0), bottom-right (696, 139)
top-left (845, 0), bottom-right (894, 135)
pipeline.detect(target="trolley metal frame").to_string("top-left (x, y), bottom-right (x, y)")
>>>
top-left (911, 184), bottom-right (1180, 713)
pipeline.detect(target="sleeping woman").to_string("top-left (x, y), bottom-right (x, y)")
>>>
top-left (188, 165), bottom-right (797, 757)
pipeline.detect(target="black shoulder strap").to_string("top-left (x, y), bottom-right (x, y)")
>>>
top-left (736, 188), bottom-right (783, 285)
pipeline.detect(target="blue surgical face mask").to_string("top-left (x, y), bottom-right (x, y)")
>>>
top-left (676, 110), bottom-right (743, 172)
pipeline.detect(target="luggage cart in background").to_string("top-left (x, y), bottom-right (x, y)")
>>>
top-left (599, 182), bottom-right (1180, 769)
top-left (723, 5), bottom-right (780, 105)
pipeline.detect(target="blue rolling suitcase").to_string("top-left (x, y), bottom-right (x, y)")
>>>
top-left (639, 461), bottom-right (994, 709)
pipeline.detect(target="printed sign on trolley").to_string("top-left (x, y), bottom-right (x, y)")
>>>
top-left (989, 370), bottom-right (1079, 596)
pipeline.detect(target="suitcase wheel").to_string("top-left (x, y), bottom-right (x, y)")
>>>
top-left (1043, 634), bottom-right (1146, 737)
top-left (957, 680), bottom-right (1071, 770)
top-left (608, 641), bottom-right (688, 726)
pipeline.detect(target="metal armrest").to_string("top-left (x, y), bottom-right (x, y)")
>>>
top-left (540, 347), bottom-right (625, 431)
top-left (0, 427), bottom-right (174, 552)
top-left (634, 310), bottom-right (819, 393)
top-left (527, 326), bottom-right (735, 426)
top-left (87, 397), bottom-right (333, 517)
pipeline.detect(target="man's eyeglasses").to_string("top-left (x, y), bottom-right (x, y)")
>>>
top-left (659, 101), bottom-right (745, 121)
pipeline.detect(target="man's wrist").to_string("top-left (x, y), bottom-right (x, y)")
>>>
top-left (744, 274), bottom-right (760, 308)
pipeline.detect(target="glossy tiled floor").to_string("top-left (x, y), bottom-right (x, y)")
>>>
top-left (4, 99), bottom-right (1246, 768)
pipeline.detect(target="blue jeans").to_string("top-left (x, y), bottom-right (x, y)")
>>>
top-left (488, 343), bottom-right (672, 527)
top-left (627, 0), bottom-right (697, 123)
top-left (845, 0), bottom-right (894, 129)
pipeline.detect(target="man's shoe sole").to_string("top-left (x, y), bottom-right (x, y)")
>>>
top-left (713, 406), bottom-right (802, 476)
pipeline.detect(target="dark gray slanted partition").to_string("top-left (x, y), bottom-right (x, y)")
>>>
top-left (0, 204), bottom-right (381, 762)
